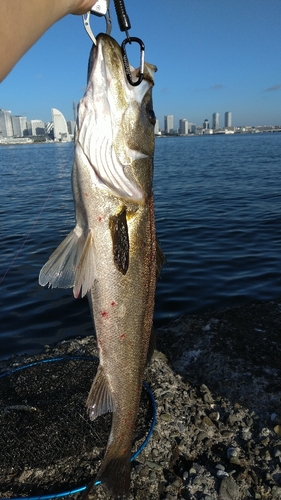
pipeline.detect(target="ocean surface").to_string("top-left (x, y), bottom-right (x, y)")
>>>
top-left (1, 133), bottom-right (281, 359)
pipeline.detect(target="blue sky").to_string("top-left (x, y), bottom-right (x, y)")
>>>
top-left (1, 0), bottom-right (281, 129)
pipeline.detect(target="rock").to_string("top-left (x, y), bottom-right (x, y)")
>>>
top-left (2, 297), bottom-right (281, 500)
top-left (219, 476), bottom-right (240, 500)
top-left (274, 424), bottom-right (281, 436)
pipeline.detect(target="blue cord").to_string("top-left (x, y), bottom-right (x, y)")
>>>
top-left (0, 356), bottom-right (157, 500)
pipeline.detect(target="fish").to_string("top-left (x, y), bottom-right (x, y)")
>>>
top-left (39, 33), bottom-right (162, 497)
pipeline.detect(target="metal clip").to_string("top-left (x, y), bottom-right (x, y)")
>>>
top-left (83, 12), bottom-right (97, 44)
top-left (121, 37), bottom-right (145, 86)
top-left (82, 1), bottom-right (112, 45)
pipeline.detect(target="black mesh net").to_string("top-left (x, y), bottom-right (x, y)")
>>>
top-left (0, 357), bottom-right (153, 498)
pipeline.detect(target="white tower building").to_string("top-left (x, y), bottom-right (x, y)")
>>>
top-left (154, 119), bottom-right (160, 135)
top-left (12, 116), bottom-right (27, 137)
top-left (52, 108), bottom-right (70, 141)
top-left (0, 109), bottom-right (13, 137)
top-left (27, 120), bottom-right (45, 136)
top-left (164, 115), bottom-right (174, 134)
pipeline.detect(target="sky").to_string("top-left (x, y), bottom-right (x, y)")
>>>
top-left (1, 0), bottom-right (281, 129)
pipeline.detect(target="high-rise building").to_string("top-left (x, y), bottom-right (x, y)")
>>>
top-left (212, 113), bottom-right (219, 130)
top-left (225, 111), bottom-right (232, 128)
top-left (12, 116), bottom-right (27, 137)
top-left (72, 101), bottom-right (77, 121)
top-left (154, 119), bottom-right (160, 135)
top-left (52, 108), bottom-right (70, 141)
top-left (67, 120), bottom-right (76, 135)
top-left (203, 119), bottom-right (209, 130)
top-left (164, 115), bottom-right (174, 134)
top-left (27, 119), bottom-right (45, 136)
top-left (0, 109), bottom-right (13, 137)
top-left (179, 118), bottom-right (188, 135)
top-left (188, 123), bottom-right (196, 134)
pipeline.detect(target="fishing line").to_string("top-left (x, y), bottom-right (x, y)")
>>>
top-left (0, 356), bottom-right (156, 500)
top-left (0, 144), bottom-right (74, 286)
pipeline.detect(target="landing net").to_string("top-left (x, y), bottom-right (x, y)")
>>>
top-left (0, 357), bottom-right (156, 499)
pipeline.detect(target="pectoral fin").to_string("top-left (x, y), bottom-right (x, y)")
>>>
top-left (109, 207), bottom-right (129, 275)
top-left (39, 227), bottom-right (97, 298)
top-left (73, 230), bottom-right (96, 298)
top-left (39, 228), bottom-right (86, 290)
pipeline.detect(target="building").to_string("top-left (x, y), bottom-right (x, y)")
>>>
top-left (212, 113), bottom-right (219, 130)
top-left (12, 116), bottom-right (27, 137)
top-left (154, 119), bottom-right (160, 135)
top-left (0, 109), bottom-right (13, 137)
top-left (188, 123), bottom-right (196, 134)
top-left (67, 120), bottom-right (76, 135)
top-left (179, 118), bottom-right (189, 135)
top-left (203, 119), bottom-right (209, 130)
top-left (225, 111), bottom-right (232, 128)
top-left (27, 119), bottom-right (45, 136)
top-left (164, 115), bottom-right (174, 134)
top-left (52, 108), bottom-right (70, 141)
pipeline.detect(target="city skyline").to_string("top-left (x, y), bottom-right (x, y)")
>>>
top-left (0, 2), bottom-right (280, 127)
top-left (1, 104), bottom-right (280, 142)
top-left (0, 107), bottom-right (75, 140)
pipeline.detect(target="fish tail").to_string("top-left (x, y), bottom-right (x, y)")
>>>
top-left (81, 450), bottom-right (131, 499)
top-left (97, 449), bottom-right (131, 498)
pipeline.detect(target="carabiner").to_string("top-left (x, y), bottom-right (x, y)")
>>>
top-left (121, 37), bottom-right (145, 86)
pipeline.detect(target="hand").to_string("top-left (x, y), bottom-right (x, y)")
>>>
top-left (0, 0), bottom-right (99, 81)
top-left (69, 0), bottom-right (99, 15)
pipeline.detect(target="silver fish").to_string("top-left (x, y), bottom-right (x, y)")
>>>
top-left (39, 33), bottom-right (161, 497)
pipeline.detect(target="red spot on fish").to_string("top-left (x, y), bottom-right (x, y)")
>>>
top-left (98, 216), bottom-right (102, 222)
top-left (120, 333), bottom-right (126, 340)
top-left (111, 301), bottom-right (116, 307)
top-left (84, 193), bottom-right (89, 197)
top-left (101, 311), bottom-right (108, 318)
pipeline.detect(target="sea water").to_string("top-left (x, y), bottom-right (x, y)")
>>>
top-left (1, 133), bottom-right (281, 359)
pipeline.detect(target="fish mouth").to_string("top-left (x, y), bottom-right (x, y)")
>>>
top-left (76, 34), bottom-right (156, 202)
top-left (87, 33), bottom-right (141, 88)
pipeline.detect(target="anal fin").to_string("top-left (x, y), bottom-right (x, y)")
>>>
top-left (86, 366), bottom-right (115, 420)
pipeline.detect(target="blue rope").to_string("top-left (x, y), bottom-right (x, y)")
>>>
top-left (0, 356), bottom-right (157, 500)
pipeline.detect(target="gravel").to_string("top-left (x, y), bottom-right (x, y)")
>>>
top-left (1, 297), bottom-right (281, 499)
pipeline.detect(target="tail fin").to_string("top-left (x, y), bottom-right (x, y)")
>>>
top-left (96, 451), bottom-right (131, 498)
top-left (81, 451), bottom-right (131, 499)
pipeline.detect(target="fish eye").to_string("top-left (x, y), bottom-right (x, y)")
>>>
top-left (146, 107), bottom-right (156, 126)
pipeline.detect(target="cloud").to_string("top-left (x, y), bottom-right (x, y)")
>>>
top-left (264, 84), bottom-right (281, 92)
top-left (210, 84), bottom-right (224, 91)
